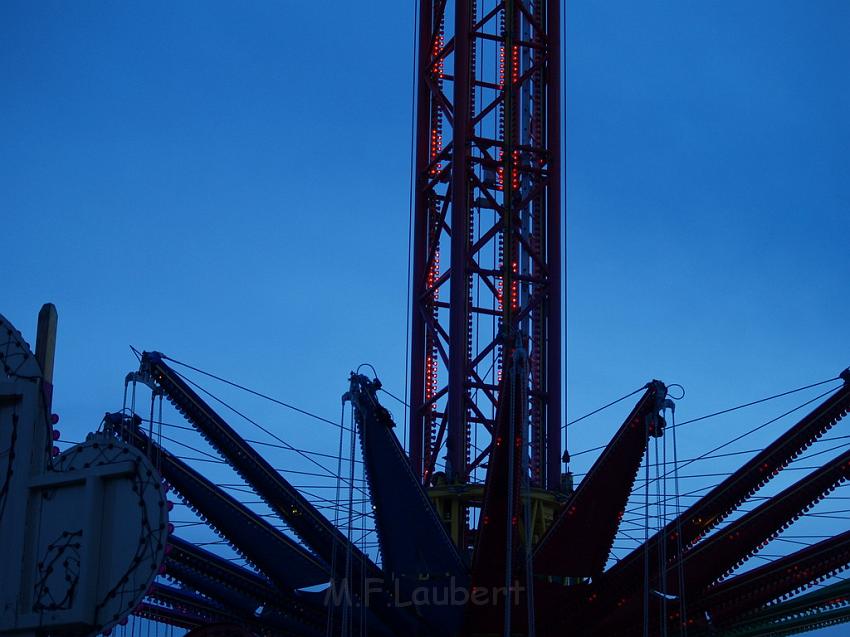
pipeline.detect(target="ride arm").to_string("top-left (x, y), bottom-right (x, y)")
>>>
top-left (731, 605), bottom-right (850, 637)
top-left (696, 530), bottom-right (850, 630)
top-left (167, 536), bottom-right (325, 635)
top-left (134, 602), bottom-right (206, 630)
top-left (713, 578), bottom-right (850, 636)
top-left (589, 449), bottom-right (850, 637)
top-left (600, 372), bottom-right (850, 597)
top-left (139, 352), bottom-right (379, 583)
top-left (146, 582), bottom-right (237, 626)
top-left (345, 373), bottom-right (468, 635)
top-left (458, 353), bottom-right (530, 636)
top-left (532, 381), bottom-right (668, 578)
top-left (676, 444), bottom-right (850, 595)
top-left (167, 535), bottom-right (281, 604)
top-left (347, 373), bottom-right (466, 581)
top-left (469, 362), bottom-right (526, 591)
top-left (110, 414), bottom-right (329, 591)
top-left (131, 362), bottom-right (420, 633)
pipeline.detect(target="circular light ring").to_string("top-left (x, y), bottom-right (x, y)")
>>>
top-left (51, 433), bottom-right (169, 636)
top-left (0, 313), bottom-right (43, 382)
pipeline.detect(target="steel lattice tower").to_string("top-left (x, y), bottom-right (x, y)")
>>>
top-left (409, 0), bottom-right (562, 493)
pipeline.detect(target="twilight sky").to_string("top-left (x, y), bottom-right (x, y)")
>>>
top-left (2, 2), bottom-right (850, 634)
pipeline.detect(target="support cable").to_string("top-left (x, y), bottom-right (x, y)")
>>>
top-left (155, 423), bottom-right (365, 486)
top-left (344, 406), bottom-right (356, 637)
top-left (671, 377), bottom-right (841, 430)
top-left (157, 418), bottom-right (363, 463)
top-left (654, 436), bottom-right (667, 637)
top-left (643, 421), bottom-right (651, 637)
top-left (504, 349), bottom-right (518, 637)
top-left (562, 0), bottom-right (568, 491)
top-left (359, 422), bottom-right (368, 637)
top-left (568, 376), bottom-right (842, 456)
top-left (521, 354), bottom-right (536, 637)
top-left (403, 0), bottom-right (420, 452)
top-left (171, 367), bottom-right (371, 499)
top-left (379, 387), bottom-right (410, 408)
top-left (160, 355), bottom-right (342, 428)
top-left (326, 402), bottom-right (347, 637)
top-left (655, 385), bottom-right (840, 486)
top-left (563, 386), bottom-right (646, 428)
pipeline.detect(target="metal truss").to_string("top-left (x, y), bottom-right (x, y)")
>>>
top-left (409, 0), bottom-right (562, 496)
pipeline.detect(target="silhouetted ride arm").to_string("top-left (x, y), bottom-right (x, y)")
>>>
top-left (533, 381), bottom-right (668, 578)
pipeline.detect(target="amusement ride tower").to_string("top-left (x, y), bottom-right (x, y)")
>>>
top-left (3, 3), bottom-right (850, 636)
top-left (408, 0), bottom-right (564, 550)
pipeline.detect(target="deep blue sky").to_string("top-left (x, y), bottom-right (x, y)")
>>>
top-left (3, 2), bottom-right (850, 634)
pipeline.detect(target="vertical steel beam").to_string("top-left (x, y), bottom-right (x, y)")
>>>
top-left (544, 0), bottom-right (563, 490)
top-left (446, 0), bottom-right (473, 482)
top-left (408, 0), bottom-right (434, 482)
